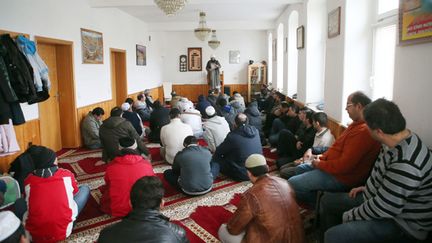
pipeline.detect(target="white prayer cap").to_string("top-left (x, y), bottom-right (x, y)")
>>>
top-left (210, 54), bottom-right (216, 59)
top-left (121, 102), bottom-right (131, 111)
top-left (0, 211), bottom-right (21, 241)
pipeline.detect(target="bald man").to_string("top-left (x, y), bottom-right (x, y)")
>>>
top-left (210, 113), bottom-right (263, 181)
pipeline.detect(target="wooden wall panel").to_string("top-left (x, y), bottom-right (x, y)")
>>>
top-left (172, 84), bottom-right (209, 102)
top-left (328, 117), bottom-right (346, 139)
top-left (0, 120), bottom-right (41, 173)
top-left (76, 100), bottom-right (115, 147)
top-left (225, 84), bottom-right (248, 97)
top-left (127, 86), bottom-right (163, 103)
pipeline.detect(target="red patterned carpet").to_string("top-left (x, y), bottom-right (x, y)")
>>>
top-left (57, 144), bottom-right (314, 242)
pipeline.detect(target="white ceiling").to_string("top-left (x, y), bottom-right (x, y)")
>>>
top-left (89, 0), bottom-right (303, 31)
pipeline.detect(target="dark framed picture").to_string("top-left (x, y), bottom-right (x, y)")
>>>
top-left (399, 0), bottom-right (432, 45)
top-left (136, 44), bottom-right (146, 66)
top-left (179, 55), bottom-right (187, 72)
top-left (188, 47), bottom-right (202, 71)
top-left (328, 7), bottom-right (341, 38)
top-left (81, 28), bottom-right (104, 64)
top-left (297, 26), bottom-right (305, 49)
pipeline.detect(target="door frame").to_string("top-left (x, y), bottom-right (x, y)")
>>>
top-left (110, 48), bottom-right (127, 106)
top-left (35, 36), bottom-right (79, 148)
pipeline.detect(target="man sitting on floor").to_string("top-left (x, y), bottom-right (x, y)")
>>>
top-left (13, 145), bottom-right (90, 242)
top-left (163, 136), bottom-right (213, 195)
top-left (100, 137), bottom-right (155, 217)
top-left (98, 176), bottom-right (188, 243)
top-left (211, 113), bottom-right (262, 181)
top-left (81, 107), bottom-right (104, 149)
top-left (148, 100), bottom-right (170, 143)
top-left (160, 108), bottom-right (193, 164)
top-left (121, 102), bottom-right (144, 137)
top-left (99, 107), bottom-right (148, 162)
top-left (288, 91), bottom-right (381, 208)
top-left (319, 98), bottom-right (432, 243)
top-left (218, 154), bottom-right (305, 243)
top-left (202, 106), bottom-right (230, 153)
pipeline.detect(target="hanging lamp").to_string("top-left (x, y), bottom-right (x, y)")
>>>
top-left (208, 30), bottom-right (220, 49)
top-left (194, 12), bottom-right (211, 41)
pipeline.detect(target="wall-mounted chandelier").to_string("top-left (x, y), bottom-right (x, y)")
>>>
top-left (194, 12), bottom-right (211, 41)
top-left (154, 0), bottom-right (187, 16)
top-left (208, 30), bottom-right (220, 49)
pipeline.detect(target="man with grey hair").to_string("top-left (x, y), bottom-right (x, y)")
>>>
top-left (210, 113), bottom-right (262, 181)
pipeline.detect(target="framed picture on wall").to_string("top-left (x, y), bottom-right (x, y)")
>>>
top-left (188, 47), bottom-right (202, 71)
top-left (81, 28), bottom-right (104, 64)
top-left (136, 44), bottom-right (146, 66)
top-left (399, 0), bottom-right (432, 45)
top-left (328, 7), bottom-right (341, 38)
top-left (229, 50), bottom-right (240, 64)
top-left (297, 25), bottom-right (305, 49)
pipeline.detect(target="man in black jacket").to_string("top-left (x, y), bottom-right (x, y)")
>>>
top-left (98, 176), bottom-right (189, 243)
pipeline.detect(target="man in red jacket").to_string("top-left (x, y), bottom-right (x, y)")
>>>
top-left (14, 145), bottom-right (90, 243)
top-left (288, 91), bottom-right (381, 208)
top-left (100, 137), bottom-right (155, 217)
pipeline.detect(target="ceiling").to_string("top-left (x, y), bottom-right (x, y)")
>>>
top-left (89, 0), bottom-right (303, 31)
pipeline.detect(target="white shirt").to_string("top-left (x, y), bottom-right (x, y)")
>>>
top-left (180, 109), bottom-right (203, 138)
top-left (160, 118), bottom-right (193, 164)
top-left (313, 128), bottom-right (335, 148)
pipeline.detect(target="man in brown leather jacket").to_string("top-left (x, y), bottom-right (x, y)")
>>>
top-left (218, 154), bottom-right (305, 243)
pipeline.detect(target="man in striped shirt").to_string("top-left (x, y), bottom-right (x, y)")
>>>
top-left (320, 99), bottom-right (432, 242)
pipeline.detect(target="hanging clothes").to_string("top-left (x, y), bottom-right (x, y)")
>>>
top-left (0, 38), bottom-right (25, 125)
top-left (0, 119), bottom-right (20, 156)
top-left (0, 34), bottom-right (36, 103)
top-left (16, 35), bottom-right (51, 100)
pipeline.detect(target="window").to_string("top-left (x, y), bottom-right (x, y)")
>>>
top-left (277, 23), bottom-right (284, 91)
top-left (371, 0), bottom-right (398, 100)
top-left (268, 33), bottom-right (273, 86)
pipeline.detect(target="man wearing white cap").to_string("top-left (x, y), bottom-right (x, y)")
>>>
top-left (206, 54), bottom-right (221, 91)
top-left (218, 154), bottom-right (305, 243)
top-left (202, 106), bottom-right (230, 153)
top-left (121, 102), bottom-right (144, 137)
top-left (0, 211), bottom-right (29, 243)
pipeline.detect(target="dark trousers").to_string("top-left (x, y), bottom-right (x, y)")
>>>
top-left (210, 159), bottom-right (249, 182)
top-left (163, 169), bottom-right (180, 189)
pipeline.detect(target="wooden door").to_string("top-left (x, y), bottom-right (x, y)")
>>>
top-left (37, 43), bottom-right (62, 151)
top-left (111, 49), bottom-right (127, 106)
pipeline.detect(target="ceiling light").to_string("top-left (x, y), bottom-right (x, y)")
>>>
top-left (194, 12), bottom-right (211, 41)
top-left (154, 0), bottom-right (187, 16)
top-left (208, 30), bottom-right (220, 49)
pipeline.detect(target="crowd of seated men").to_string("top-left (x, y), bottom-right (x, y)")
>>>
top-left (1, 87), bottom-right (431, 243)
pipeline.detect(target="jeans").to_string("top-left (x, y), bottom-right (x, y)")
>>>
top-left (288, 167), bottom-right (348, 208)
top-left (75, 185), bottom-right (90, 215)
top-left (319, 192), bottom-right (364, 239)
top-left (211, 159), bottom-right (249, 182)
top-left (210, 161), bottom-right (220, 180)
top-left (325, 218), bottom-right (417, 243)
top-left (14, 185), bottom-right (90, 220)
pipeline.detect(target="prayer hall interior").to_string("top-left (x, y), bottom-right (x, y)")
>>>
top-left (0, 0), bottom-right (431, 242)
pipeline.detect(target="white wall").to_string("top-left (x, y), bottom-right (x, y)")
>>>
top-left (162, 30), bottom-right (267, 85)
top-left (393, 42), bottom-right (432, 147)
top-left (324, 0), bottom-right (346, 121)
top-left (0, 0), bottom-right (163, 120)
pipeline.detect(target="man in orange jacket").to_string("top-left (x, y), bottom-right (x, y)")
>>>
top-left (288, 91), bottom-right (381, 208)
